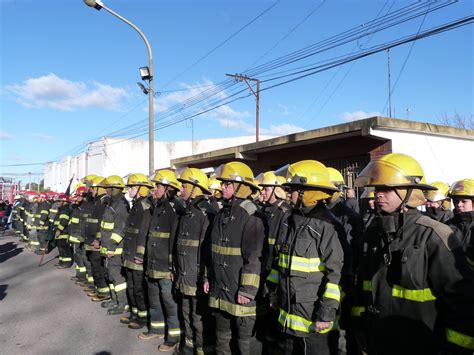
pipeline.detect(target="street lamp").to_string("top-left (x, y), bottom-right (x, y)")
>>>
top-left (83, 0), bottom-right (155, 176)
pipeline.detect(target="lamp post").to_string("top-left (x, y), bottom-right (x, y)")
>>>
top-left (83, 0), bottom-right (154, 175)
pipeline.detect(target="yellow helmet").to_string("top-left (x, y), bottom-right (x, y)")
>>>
top-left (256, 171), bottom-right (287, 199)
top-left (208, 176), bottom-right (222, 192)
top-left (104, 175), bottom-right (125, 189)
top-left (282, 160), bottom-right (338, 206)
top-left (82, 174), bottom-right (98, 186)
top-left (178, 167), bottom-right (211, 196)
top-left (425, 182), bottom-right (450, 202)
top-left (152, 169), bottom-right (181, 190)
top-left (327, 167), bottom-right (346, 189)
top-left (214, 161), bottom-right (257, 199)
top-left (360, 187), bottom-right (375, 199)
top-left (355, 153), bottom-right (435, 191)
top-left (449, 178), bottom-right (474, 198)
top-left (90, 176), bottom-right (107, 195)
top-left (126, 173), bottom-right (153, 188)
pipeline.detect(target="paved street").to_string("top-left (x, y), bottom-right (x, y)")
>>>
top-left (0, 231), bottom-right (165, 354)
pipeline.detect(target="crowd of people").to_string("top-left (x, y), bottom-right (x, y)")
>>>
top-left (10, 153), bottom-right (474, 355)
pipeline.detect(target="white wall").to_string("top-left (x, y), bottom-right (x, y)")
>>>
top-left (371, 128), bottom-right (474, 184)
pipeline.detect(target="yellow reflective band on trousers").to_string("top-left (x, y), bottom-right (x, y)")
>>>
top-left (241, 273), bottom-right (260, 288)
top-left (68, 236), bottom-right (81, 244)
top-left (86, 218), bottom-right (98, 223)
top-left (363, 280), bottom-right (372, 292)
top-left (97, 287), bottom-right (110, 294)
top-left (392, 284), bottom-right (436, 302)
top-left (279, 308), bottom-right (333, 334)
top-left (278, 253), bottom-right (326, 273)
top-left (126, 227), bottom-right (139, 234)
top-left (114, 282), bottom-right (127, 292)
top-left (78, 267), bottom-right (86, 273)
top-left (351, 306), bottom-right (365, 317)
top-left (101, 221), bottom-right (114, 230)
top-left (151, 321), bottom-right (165, 329)
top-left (211, 244), bottom-right (241, 256)
top-left (445, 328), bottom-right (474, 350)
top-left (59, 214), bottom-right (70, 220)
top-left (30, 241), bottom-right (40, 246)
top-left (323, 282), bottom-right (341, 302)
top-left (110, 233), bottom-right (123, 243)
top-left (185, 337), bottom-right (194, 348)
top-left (209, 296), bottom-right (257, 317)
top-left (114, 248), bottom-right (123, 254)
top-left (178, 239), bottom-right (200, 247)
top-left (268, 237), bottom-right (276, 246)
top-left (132, 307), bottom-right (138, 314)
top-left (266, 269), bottom-right (279, 284)
top-left (168, 328), bottom-right (181, 337)
top-left (70, 217), bottom-right (80, 224)
top-left (100, 247), bottom-right (108, 254)
top-left (59, 257), bottom-right (72, 262)
top-left (87, 276), bottom-right (94, 282)
top-left (150, 231), bottom-right (170, 238)
top-left (137, 310), bottom-right (148, 318)
top-left (136, 246), bottom-right (145, 255)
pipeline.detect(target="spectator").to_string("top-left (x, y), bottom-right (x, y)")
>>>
top-left (344, 188), bottom-right (359, 214)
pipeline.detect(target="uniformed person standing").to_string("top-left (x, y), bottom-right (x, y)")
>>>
top-left (121, 173), bottom-right (153, 330)
top-left (203, 161), bottom-right (266, 355)
top-left (26, 192), bottom-right (40, 251)
top-left (447, 178), bottom-right (473, 268)
top-left (100, 175), bottom-right (130, 315)
top-left (68, 186), bottom-right (88, 282)
top-left (208, 176), bottom-right (223, 211)
top-left (85, 177), bottom-right (111, 302)
top-left (138, 169), bottom-right (182, 353)
top-left (424, 181), bottom-right (453, 223)
top-left (353, 153), bottom-right (474, 354)
top-left (54, 193), bottom-right (73, 268)
top-left (175, 167), bottom-right (216, 355)
top-left (267, 160), bottom-right (344, 355)
top-left (35, 192), bottom-right (51, 255)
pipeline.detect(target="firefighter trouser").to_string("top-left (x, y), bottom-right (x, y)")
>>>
top-left (105, 256), bottom-right (127, 305)
top-left (181, 294), bottom-right (213, 355)
top-left (57, 238), bottom-right (73, 265)
top-left (125, 268), bottom-right (147, 323)
top-left (87, 250), bottom-right (109, 296)
top-left (83, 248), bottom-right (93, 284)
top-left (37, 230), bottom-right (48, 250)
top-left (28, 228), bottom-right (40, 249)
top-left (214, 310), bottom-right (261, 355)
top-left (146, 278), bottom-right (181, 343)
top-left (279, 333), bottom-right (330, 355)
top-left (73, 243), bottom-right (87, 280)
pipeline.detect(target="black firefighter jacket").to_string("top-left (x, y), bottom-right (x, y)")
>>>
top-left (174, 196), bottom-right (216, 297)
top-left (122, 196), bottom-right (152, 271)
top-left (99, 194), bottom-right (130, 256)
top-left (207, 198), bottom-right (267, 317)
top-left (353, 208), bottom-right (474, 354)
top-left (84, 195), bottom-right (107, 251)
top-left (145, 196), bottom-right (181, 279)
top-left (270, 202), bottom-right (344, 337)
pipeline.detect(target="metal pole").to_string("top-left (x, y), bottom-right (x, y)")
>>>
top-left (387, 49), bottom-right (392, 118)
top-left (256, 80), bottom-right (260, 142)
top-left (85, 1), bottom-right (154, 175)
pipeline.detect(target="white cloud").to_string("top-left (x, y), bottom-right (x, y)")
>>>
top-left (6, 73), bottom-right (128, 111)
top-left (340, 110), bottom-right (381, 122)
top-left (0, 130), bottom-right (14, 140)
top-left (32, 133), bottom-right (54, 141)
top-left (261, 123), bottom-right (305, 136)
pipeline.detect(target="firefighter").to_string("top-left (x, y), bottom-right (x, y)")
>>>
top-left (138, 169), bottom-right (182, 353)
top-left (203, 161), bottom-right (266, 355)
top-left (54, 193), bottom-right (73, 268)
top-left (447, 178), bottom-right (473, 267)
top-left (121, 173), bottom-right (153, 330)
top-left (267, 160), bottom-right (343, 355)
top-left (174, 167), bottom-right (216, 355)
top-left (12, 194), bottom-right (24, 239)
top-left (78, 175), bottom-right (99, 287)
top-left (424, 181), bottom-right (453, 223)
top-left (208, 176), bottom-right (223, 210)
top-left (68, 186), bottom-right (88, 282)
top-left (35, 192), bottom-right (51, 255)
top-left (99, 175), bottom-right (130, 315)
top-left (360, 187), bottom-right (376, 230)
top-left (26, 192), bottom-right (40, 251)
top-left (84, 176), bottom-right (111, 302)
top-left (353, 153), bottom-right (474, 354)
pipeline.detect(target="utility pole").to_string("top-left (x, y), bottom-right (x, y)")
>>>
top-left (226, 73), bottom-right (260, 142)
top-left (387, 49), bottom-right (392, 118)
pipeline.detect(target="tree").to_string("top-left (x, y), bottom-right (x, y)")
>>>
top-left (439, 112), bottom-right (474, 130)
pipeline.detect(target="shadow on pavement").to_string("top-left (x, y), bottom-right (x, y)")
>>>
top-left (0, 284), bottom-right (7, 300)
top-left (94, 352), bottom-right (112, 355)
top-left (0, 242), bottom-right (23, 263)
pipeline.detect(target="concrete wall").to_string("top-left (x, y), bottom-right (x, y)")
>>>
top-left (371, 127), bottom-right (474, 184)
top-left (44, 135), bottom-right (272, 191)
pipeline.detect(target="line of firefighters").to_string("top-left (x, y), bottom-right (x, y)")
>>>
top-left (10, 153), bottom-right (474, 355)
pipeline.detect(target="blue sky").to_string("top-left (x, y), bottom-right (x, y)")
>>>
top-left (0, 0), bottom-right (472, 182)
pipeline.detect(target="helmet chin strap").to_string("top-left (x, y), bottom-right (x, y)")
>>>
top-left (395, 188), bottom-right (413, 212)
top-left (186, 185), bottom-right (196, 204)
